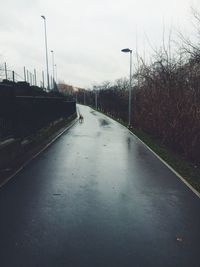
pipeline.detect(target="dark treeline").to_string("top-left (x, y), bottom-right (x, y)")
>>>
top-left (77, 13), bottom-right (200, 165)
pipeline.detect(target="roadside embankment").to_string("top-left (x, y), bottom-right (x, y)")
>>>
top-left (0, 114), bottom-right (77, 186)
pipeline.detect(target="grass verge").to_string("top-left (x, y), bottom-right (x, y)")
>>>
top-left (131, 128), bottom-right (200, 193)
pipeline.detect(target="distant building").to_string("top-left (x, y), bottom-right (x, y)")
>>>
top-left (57, 83), bottom-right (74, 94)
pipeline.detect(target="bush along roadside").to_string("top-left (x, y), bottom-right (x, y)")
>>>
top-left (91, 106), bottom-right (200, 194)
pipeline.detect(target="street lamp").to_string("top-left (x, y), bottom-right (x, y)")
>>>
top-left (121, 48), bottom-right (132, 127)
top-left (95, 91), bottom-right (98, 110)
top-left (54, 64), bottom-right (57, 84)
top-left (93, 85), bottom-right (98, 110)
top-left (41, 15), bottom-right (50, 91)
top-left (51, 50), bottom-right (55, 89)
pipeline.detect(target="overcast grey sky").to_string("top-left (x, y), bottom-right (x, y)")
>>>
top-left (0, 0), bottom-right (199, 88)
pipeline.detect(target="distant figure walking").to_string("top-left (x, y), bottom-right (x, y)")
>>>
top-left (79, 114), bottom-right (84, 123)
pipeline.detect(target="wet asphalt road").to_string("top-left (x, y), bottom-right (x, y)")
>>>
top-left (0, 105), bottom-right (200, 267)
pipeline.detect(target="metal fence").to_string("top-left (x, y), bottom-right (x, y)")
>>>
top-left (0, 95), bottom-right (76, 139)
top-left (0, 62), bottom-right (76, 139)
top-left (0, 62), bottom-right (55, 90)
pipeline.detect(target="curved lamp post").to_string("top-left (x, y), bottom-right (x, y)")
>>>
top-left (41, 15), bottom-right (50, 91)
top-left (51, 50), bottom-right (55, 89)
top-left (121, 48), bottom-right (132, 127)
top-left (54, 64), bottom-right (57, 83)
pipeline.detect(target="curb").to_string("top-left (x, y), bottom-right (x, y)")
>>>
top-left (0, 118), bottom-right (78, 188)
top-left (128, 130), bottom-right (200, 199)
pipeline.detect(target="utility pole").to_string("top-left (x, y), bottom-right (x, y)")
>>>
top-left (27, 70), bottom-right (29, 84)
top-left (24, 66), bottom-right (26, 82)
top-left (12, 71), bottom-right (15, 82)
top-left (42, 71), bottom-right (45, 90)
top-left (41, 15), bottom-right (50, 90)
top-left (55, 64), bottom-right (57, 83)
top-left (4, 63), bottom-right (8, 80)
top-left (121, 48), bottom-right (133, 127)
top-left (34, 69), bottom-right (37, 86)
top-left (51, 50), bottom-right (55, 89)
top-left (95, 91), bottom-right (98, 109)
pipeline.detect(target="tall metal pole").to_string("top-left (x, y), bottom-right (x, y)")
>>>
top-left (24, 66), bottom-right (26, 82)
top-left (121, 48), bottom-right (132, 127)
top-left (4, 63), bottom-right (8, 80)
top-left (55, 64), bottom-right (57, 83)
top-left (12, 71), bottom-right (15, 83)
top-left (95, 91), bottom-right (98, 110)
top-left (42, 71), bottom-right (45, 90)
top-left (129, 50), bottom-right (132, 127)
top-left (51, 50), bottom-right (55, 88)
top-left (30, 73), bottom-right (32, 86)
top-left (51, 75), bottom-right (53, 89)
top-left (27, 70), bottom-right (29, 83)
top-left (34, 69), bottom-right (37, 86)
top-left (41, 15), bottom-right (50, 91)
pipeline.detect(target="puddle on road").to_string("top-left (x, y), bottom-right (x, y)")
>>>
top-left (99, 118), bottom-right (111, 127)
